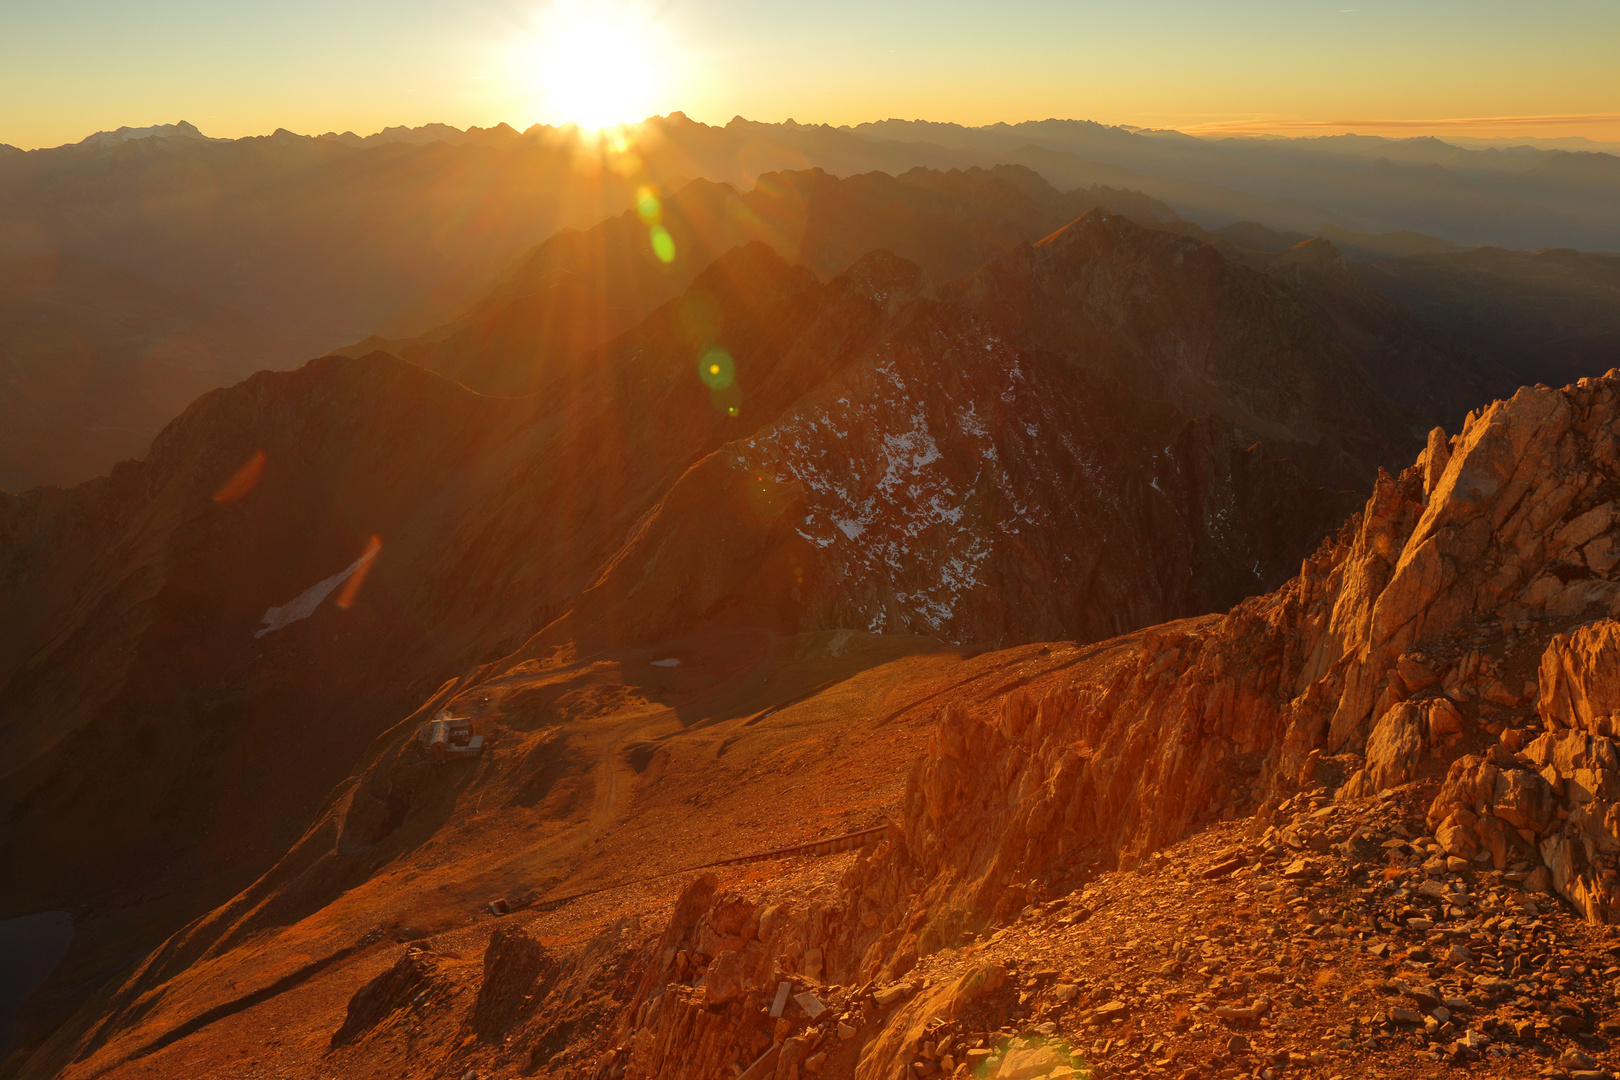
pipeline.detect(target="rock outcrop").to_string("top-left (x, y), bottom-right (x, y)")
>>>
top-left (603, 371), bottom-right (1620, 1080)
top-left (748, 372), bottom-right (1620, 1001)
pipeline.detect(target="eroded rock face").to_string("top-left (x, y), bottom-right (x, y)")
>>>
top-left (1541, 620), bottom-right (1620, 735)
top-left (770, 372), bottom-right (1620, 987)
top-left (473, 927), bottom-right (555, 1040)
top-left (569, 372), bottom-right (1620, 1080)
top-left (331, 948), bottom-right (444, 1047)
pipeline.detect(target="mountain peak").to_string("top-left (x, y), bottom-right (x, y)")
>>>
top-left (76, 120), bottom-right (216, 149)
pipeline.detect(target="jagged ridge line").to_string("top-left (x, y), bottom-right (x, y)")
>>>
top-left (521, 824), bottom-right (890, 914)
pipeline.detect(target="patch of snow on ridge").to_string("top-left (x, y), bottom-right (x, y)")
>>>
top-left (736, 348), bottom-right (1025, 637)
top-left (254, 545), bottom-right (378, 638)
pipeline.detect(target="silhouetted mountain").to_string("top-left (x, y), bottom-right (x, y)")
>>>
top-left (0, 254), bottom-right (288, 490)
top-left (1357, 246), bottom-right (1620, 388)
top-left (853, 118), bottom-right (1620, 250)
top-left (363, 166), bottom-right (1182, 395)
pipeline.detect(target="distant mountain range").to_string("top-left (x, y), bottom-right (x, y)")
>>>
top-left (0, 114), bottom-right (1615, 493)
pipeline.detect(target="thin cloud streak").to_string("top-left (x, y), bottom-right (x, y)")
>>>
top-left (1185, 113), bottom-right (1620, 134)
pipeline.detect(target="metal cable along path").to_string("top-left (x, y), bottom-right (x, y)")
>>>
top-left (498, 824), bottom-right (891, 916)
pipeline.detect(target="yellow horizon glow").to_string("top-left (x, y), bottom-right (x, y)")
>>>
top-left (2, 1), bottom-right (1618, 151)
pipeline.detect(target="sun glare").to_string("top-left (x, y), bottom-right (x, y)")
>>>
top-left (520, 2), bottom-right (673, 131)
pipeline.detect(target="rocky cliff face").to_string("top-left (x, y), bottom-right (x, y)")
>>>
top-left (841, 371), bottom-right (1620, 958)
top-left (600, 371), bottom-right (1620, 1080)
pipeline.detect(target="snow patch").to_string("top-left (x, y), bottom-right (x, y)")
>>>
top-left (254, 545), bottom-right (379, 638)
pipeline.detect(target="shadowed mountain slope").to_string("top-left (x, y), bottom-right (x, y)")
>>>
top-left (1356, 247), bottom-right (1620, 390)
top-left (359, 166), bottom-right (1181, 396)
top-left (0, 254), bottom-right (290, 491)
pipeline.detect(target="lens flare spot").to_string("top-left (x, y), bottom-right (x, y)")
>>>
top-left (650, 225), bottom-right (675, 263)
top-left (211, 449), bottom-right (266, 503)
top-left (698, 348), bottom-right (734, 389)
top-left (335, 535), bottom-right (382, 610)
top-left (636, 186), bottom-right (661, 225)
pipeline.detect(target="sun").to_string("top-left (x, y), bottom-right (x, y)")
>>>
top-left (521, 2), bottom-right (673, 131)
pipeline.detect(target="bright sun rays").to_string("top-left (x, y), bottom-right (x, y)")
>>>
top-left (514, 1), bottom-right (677, 132)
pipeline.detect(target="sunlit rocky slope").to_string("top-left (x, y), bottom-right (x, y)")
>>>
top-left (3, 157), bottom-right (1619, 1077)
top-left (28, 365), bottom-right (1620, 1080)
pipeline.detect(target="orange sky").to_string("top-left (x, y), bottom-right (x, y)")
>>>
top-left (2, 0), bottom-right (1618, 150)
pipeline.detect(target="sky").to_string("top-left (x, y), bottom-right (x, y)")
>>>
top-left (2, 0), bottom-right (1618, 150)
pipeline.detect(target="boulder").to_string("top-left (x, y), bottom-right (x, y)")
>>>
top-left (1435, 813), bottom-right (1480, 859)
top-left (474, 926), bottom-right (554, 1039)
top-left (703, 943), bottom-right (770, 1006)
top-left (1428, 698), bottom-right (1465, 744)
top-left (332, 948), bottom-right (442, 1046)
top-left (1491, 768), bottom-right (1557, 835)
top-left (996, 1046), bottom-right (1069, 1080)
top-left (1365, 701), bottom-right (1426, 790)
top-left (1540, 621), bottom-right (1620, 733)
top-left (1428, 756), bottom-right (1499, 832)
top-left (1398, 653), bottom-right (1440, 690)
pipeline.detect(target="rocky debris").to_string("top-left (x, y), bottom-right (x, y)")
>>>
top-left (587, 372), bottom-right (1620, 1079)
top-left (854, 795), bottom-right (1619, 1080)
top-left (331, 947), bottom-right (445, 1047)
top-left (796, 373), bottom-right (1620, 1004)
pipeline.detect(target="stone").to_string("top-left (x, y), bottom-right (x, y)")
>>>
top-left (793, 991), bottom-right (826, 1019)
top-left (981, 1043), bottom-right (1062, 1080)
top-left (1391, 1007), bottom-right (1423, 1024)
top-left (1525, 866), bottom-right (1554, 894)
top-left (837, 1023), bottom-right (857, 1041)
top-left (802, 947), bottom-right (824, 981)
top-left (1434, 696), bottom-right (1468, 737)
top-left (1365, 701), bottom-right (1427, 790)
top-left (804, 1053), bottom-right (826, 1075)
top-left (1436, 813), bottom-right (1480, 859)
top-left (874, 983), bottom-right (912, 1007)
top-left (1429, 756), bottom-right (1500, 833)
top-left (1282, 858), bottom-right (1314, 880)
top-left (703, 947), bottom-right (754, 1006)
top-left (1404, 983), bottom-right (1443, 1010)
top-left (1492, 768), bottom-right (1558, 834)
top-left (1541, 621), bottom-right (1620, 734)
top-left (1094, 1000), bottom-right (1129, 1021)
top-left (1562, 1048), bottom-right (1600, 1070)
top-left (1399, 653), bottom-right (1440, 691)
top-left (1214, 1005), bottom-right (1259, 1021)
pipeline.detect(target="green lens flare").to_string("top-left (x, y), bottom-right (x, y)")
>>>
top-left (636, 187), bottom-right (661, 225)
top-left (650, 225), bottom-right (675, 263)
top-left (698, 349), bottom-right (734, 389)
